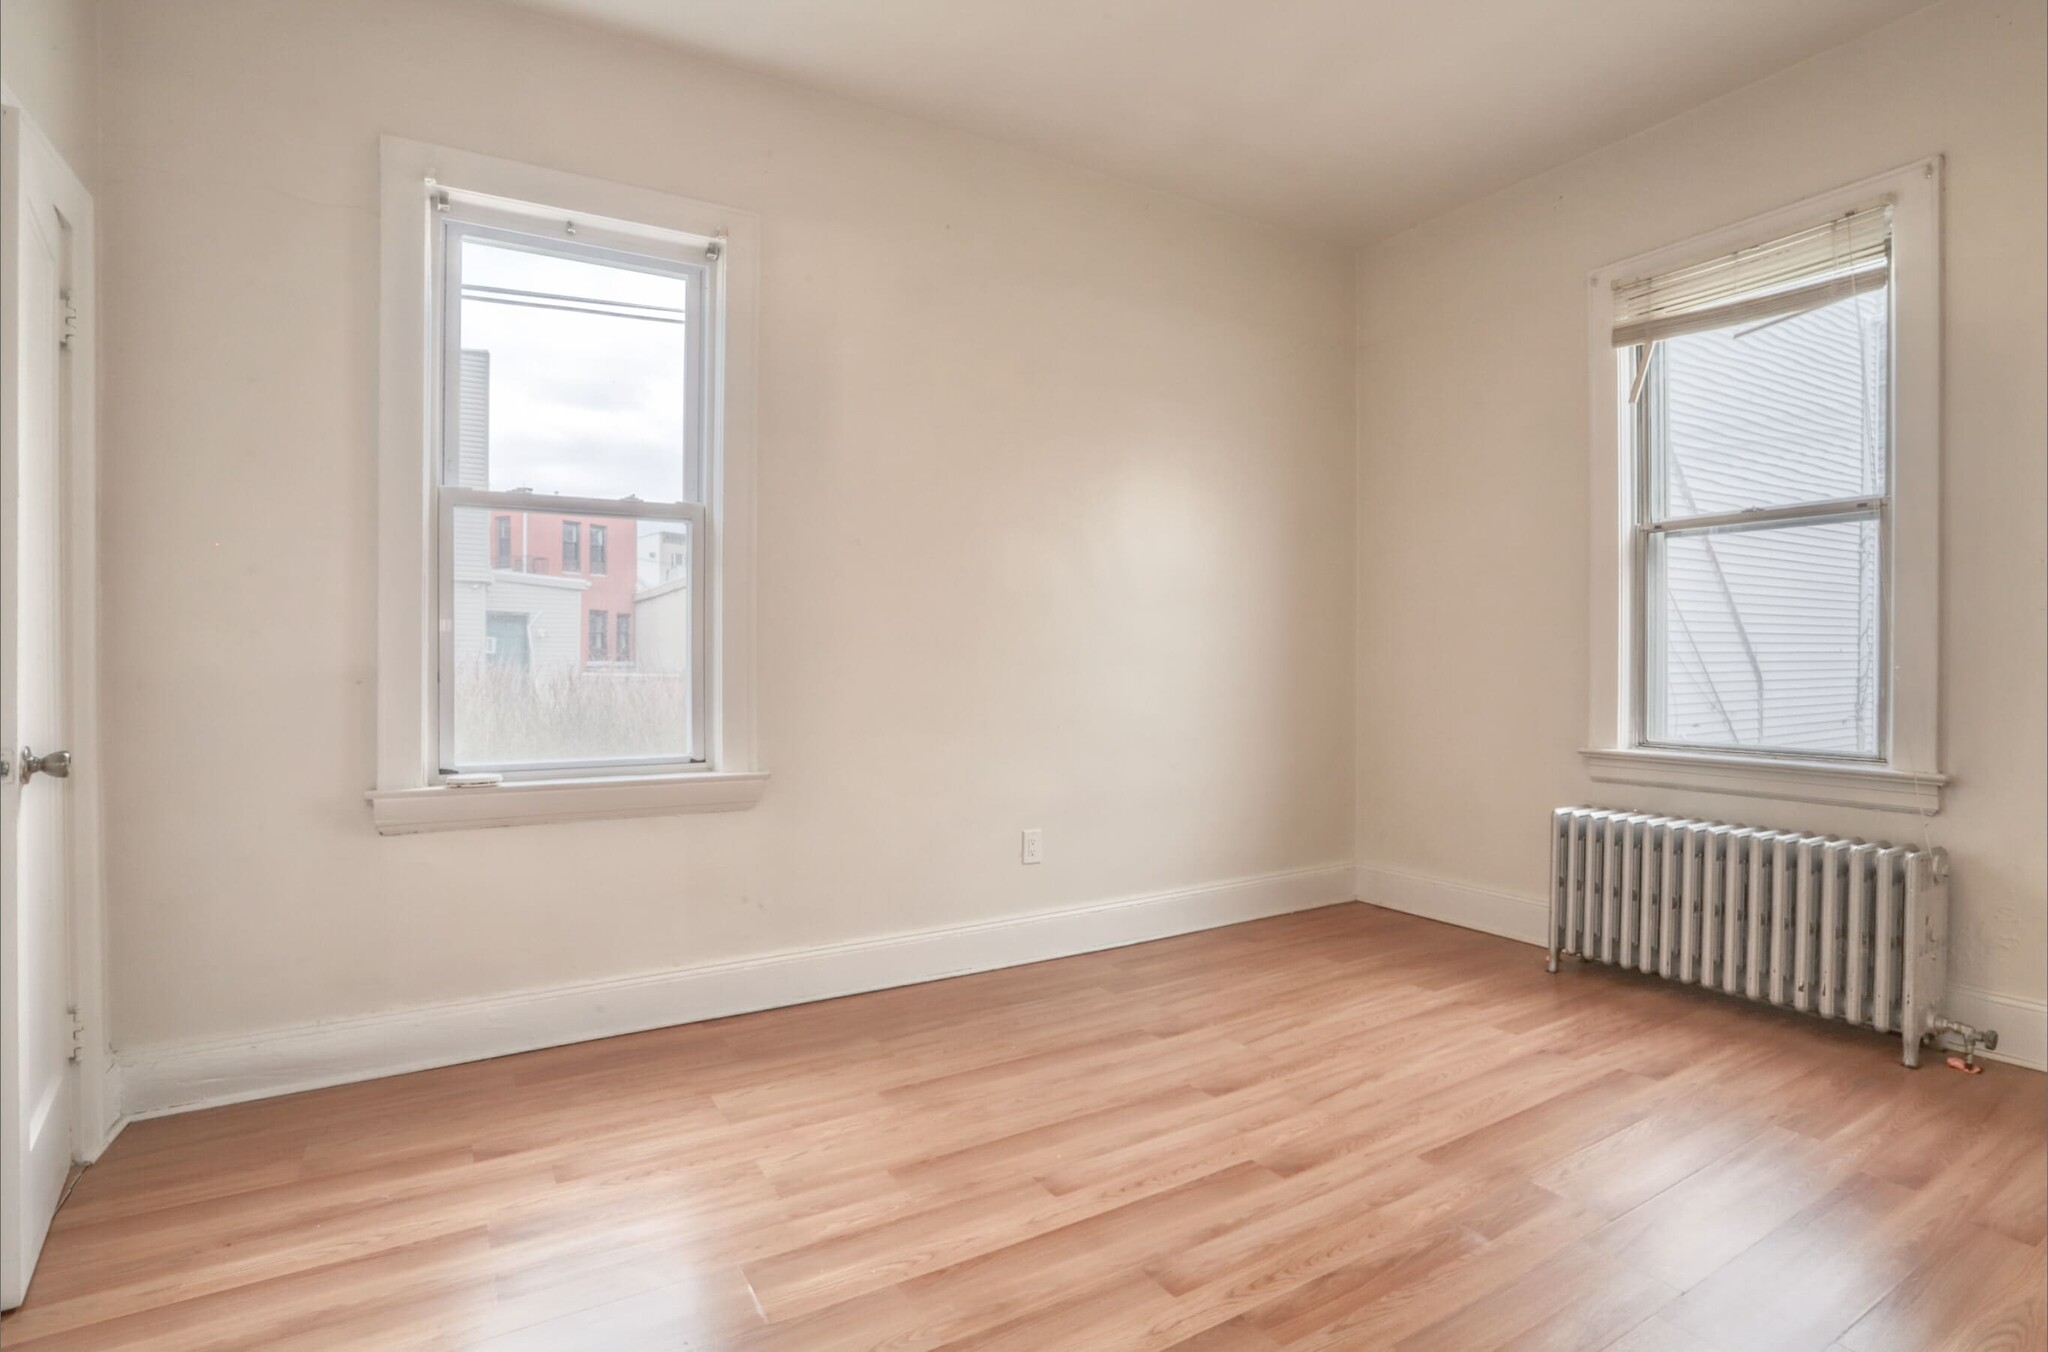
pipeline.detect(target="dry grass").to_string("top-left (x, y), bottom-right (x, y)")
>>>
top-left (452, 663), bottom-right (692, 765)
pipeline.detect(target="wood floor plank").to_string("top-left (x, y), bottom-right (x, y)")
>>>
top-left (1661, 1168), bottom-right (1973, 1352)
top-left (1589, 1122), bottom-right (1857, 1290)
top-left (1259, 1184), bottom-right (1607, 1348)
top-left (899, 1160), bottom-right (1280, 1317)
top-left (0, 904), bottom-right (2037, 1351)
top-left (1388, 1241), bottom-right (1680, 1351)
top-left (1600, 1314), bottom-right (1725, 1352)
top-left (1837, 1222), bottom-right (2045, 1352)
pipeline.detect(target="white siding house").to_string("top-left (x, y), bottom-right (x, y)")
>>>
top-left (632, 578), bottom-right (690, 676)
top-left (1651, 285), bottom-right (1886, 758)
top-left (449, 348), bottom-right (589, 677)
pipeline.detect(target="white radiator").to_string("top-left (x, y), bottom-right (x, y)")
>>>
top-left (1547, 807), bottom-right (1996, 1067)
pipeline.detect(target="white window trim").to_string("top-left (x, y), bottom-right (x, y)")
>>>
top-left (1582, 160), bottom-right (1942, 815)
top-left (370, 137), bottom-right (763, 833)
top-left (367, 771), bottom-right (771, 836)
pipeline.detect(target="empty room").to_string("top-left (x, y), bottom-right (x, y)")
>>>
top-left (0, 0), bottom-right (2043, 1347)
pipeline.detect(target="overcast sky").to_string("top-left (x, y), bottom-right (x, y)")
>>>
top-left (461, 238), bottom-right (690, 504)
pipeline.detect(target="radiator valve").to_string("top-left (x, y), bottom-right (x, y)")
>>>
top-left (1928, 1016), bottom-right (1999, 1071)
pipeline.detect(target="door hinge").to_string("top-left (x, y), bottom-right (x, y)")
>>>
top-left (67, 1004), bottom-right (84, 1063)
top-left (59, 295), bottom-right (80, 351)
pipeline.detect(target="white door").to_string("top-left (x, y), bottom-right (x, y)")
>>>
top-left (1, 105), bottom-right (85, 1313)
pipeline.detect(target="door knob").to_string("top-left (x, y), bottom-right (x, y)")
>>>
top-left (19, 748), bottom-right (70, 784)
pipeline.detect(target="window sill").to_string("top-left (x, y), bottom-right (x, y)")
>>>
top-left (1581, 747), bottom-right (1943, 815)
top-left (366, 771), bottom-right (769, 835)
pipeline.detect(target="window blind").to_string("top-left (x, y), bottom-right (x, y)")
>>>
top-left (1613, 204), bottom-right (1891, 347)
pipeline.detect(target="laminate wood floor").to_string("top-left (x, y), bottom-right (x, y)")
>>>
top-left (3, 904), bottom-right (2042, 1350)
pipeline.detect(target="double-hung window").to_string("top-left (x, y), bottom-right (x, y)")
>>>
top-left (1585, 163), bottom-right (1942, 813)
top-left (1627, 206), bottom-right (1890, 760)
top-left (436, 195), bottom-right (708, 775)
top-left (374, 138), bottom-right (764, 832)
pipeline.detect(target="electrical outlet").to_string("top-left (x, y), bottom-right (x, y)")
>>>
top-left (1020, 828), bottom-right (1044, 865)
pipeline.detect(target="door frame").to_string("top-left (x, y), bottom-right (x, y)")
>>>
top-left (0, 94), bottom-right (113, 1167)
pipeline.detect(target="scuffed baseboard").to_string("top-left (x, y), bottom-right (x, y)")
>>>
top-left (118, 863), bottom-right (1358, 1120)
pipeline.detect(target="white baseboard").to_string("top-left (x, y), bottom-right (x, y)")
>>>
top-left (1355, 864), bottom-right (1550, 946)
top-left (1942, 985), bottom-right (2048, 1073)
top-left (117, 864), bottom-right (1357, 1120)
top-left (1355, 863), bottom-right (2047, 1072)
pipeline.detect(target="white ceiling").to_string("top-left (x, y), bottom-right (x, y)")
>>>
top-left (506, 0), bottom-right (1934, 242)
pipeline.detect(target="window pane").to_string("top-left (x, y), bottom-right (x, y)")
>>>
top-left (1647, 517), bottom-right (1879, 759)
top-left (1651, 284), bottom-right (1887, 521)
top-left (449, 505), bottom-right (694, 768)
top-left (455, 235), bottom-right (690, 502)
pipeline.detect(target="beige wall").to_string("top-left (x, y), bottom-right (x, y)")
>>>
top-left (95, 0), bottom-right (1356, 1049)
top-left (1355, 0), bottom-right (2047, 1005)
top-left (1, 0), bottom-right (97, 185)
top-left (73, 0), bottom-right (2046, 1056)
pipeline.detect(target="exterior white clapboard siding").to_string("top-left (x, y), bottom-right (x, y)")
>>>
top-left (1651, 285), bottom-right (1886, 758)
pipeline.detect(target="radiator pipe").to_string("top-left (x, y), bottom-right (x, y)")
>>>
top-left (1927, 1015), bottom-right (2000, 1069)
